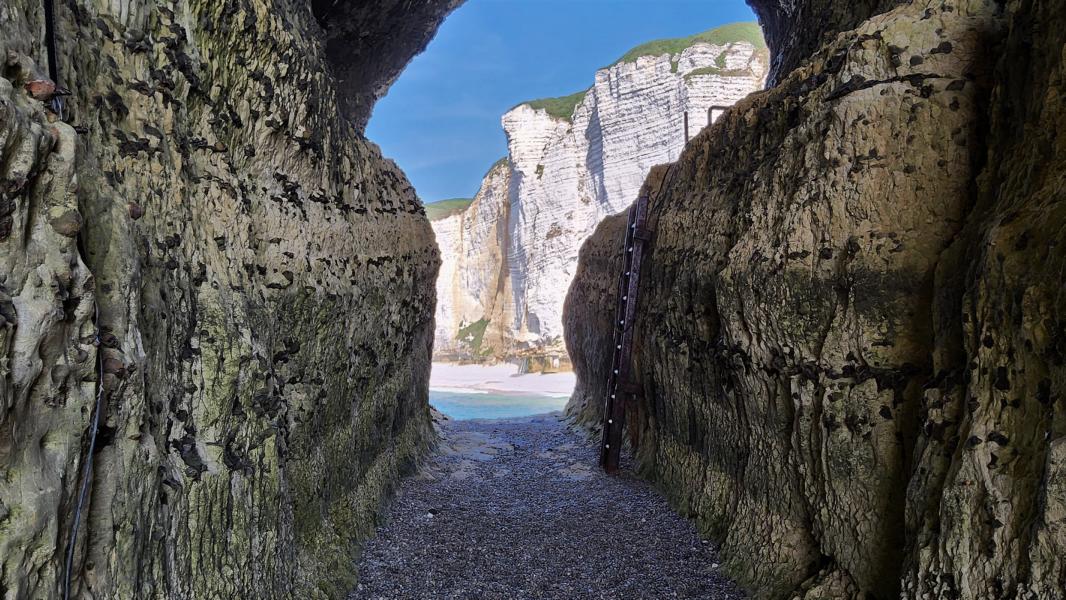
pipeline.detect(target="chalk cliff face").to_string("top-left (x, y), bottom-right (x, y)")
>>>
top-left (0, 1), bottom-right (454, 598)
top-left (433, 161), bottom-right (515, 360)
top-left (565, 0), bottom-right (1066, 598)
top-left (433, 25), bottom-right (768, 364)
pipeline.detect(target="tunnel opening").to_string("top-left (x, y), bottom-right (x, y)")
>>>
top-left (354, 0), bottom-right (1066, 599)
top-left (1, 0), bottom-right (1063, 599)
top-left (344, 2), bottom-right (781, 597)
top-left (367, 3), bottom-right (774, 429)
top-left (347, 5), bottom-right (776, 596)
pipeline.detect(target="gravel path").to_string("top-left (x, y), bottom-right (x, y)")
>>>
top-left (351, 413), bottom-right (744, 600)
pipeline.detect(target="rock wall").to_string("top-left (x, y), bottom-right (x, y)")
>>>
top-left (0, 77), bottom-right (96, 600)
top-left (434, 26), bottom-right (768, 364)
top-left (432, 160), bottom-right (515, 360)
top-left (0, 1), bottom-right (454, 598)
top-left (748, 0), bottom-right (905, 85)
top-left (564, 167), bottom-right (669, 429)
top-left (903, 0), bottom-right (1066, 595)
top-left (565, 0), bottom-right (1066, 597)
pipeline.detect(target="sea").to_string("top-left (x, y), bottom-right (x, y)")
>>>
top-left (428, 388), bottom-right (570, 420)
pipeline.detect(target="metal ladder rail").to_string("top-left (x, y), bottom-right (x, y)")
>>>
top-left (598, 204), bottom-right (636, 471)
top-left (600, 192), bottom-right (651, 473)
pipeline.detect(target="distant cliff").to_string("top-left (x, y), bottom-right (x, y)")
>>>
top-left (432, 23), bottom-right (768, 367)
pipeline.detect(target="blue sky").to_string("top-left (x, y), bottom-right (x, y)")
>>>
top-left (366, 0), bottom-right (759, 204)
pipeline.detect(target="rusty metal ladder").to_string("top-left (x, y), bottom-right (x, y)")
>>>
top-left (600, 192), bottom-right (652, 473)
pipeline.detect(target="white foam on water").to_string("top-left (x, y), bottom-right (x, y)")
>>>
top-left (429, 362), bottom-right (576, 398)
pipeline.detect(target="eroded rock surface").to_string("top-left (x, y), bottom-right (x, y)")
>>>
top-left (903, 0), bottom-right (1066, 595)
top-left (0, 1), bottom-right (454, 597)
top-left (565, 0), bottom-right (1065, 597)
top-left (748, 0), bottom-right (906, 85)
top-left (0, 75), bottom-right (96, 598)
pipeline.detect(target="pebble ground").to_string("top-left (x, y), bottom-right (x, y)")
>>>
top-left (351, 413), bottom-right (744, 600)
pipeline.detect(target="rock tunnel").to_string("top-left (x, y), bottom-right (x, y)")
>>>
top-left (0, 0), bottom-right (1062, 598)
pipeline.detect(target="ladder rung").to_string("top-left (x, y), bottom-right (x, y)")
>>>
top-left (601, 192), bottom-right (653, 473)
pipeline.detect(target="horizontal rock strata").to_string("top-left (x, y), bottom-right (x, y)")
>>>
top-left (433, 160), bottom-right (515, 361)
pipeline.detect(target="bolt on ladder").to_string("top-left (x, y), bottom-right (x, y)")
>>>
top-left (600, 192), bottom-right (653, 473)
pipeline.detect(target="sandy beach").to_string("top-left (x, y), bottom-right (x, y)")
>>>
top-left (429, 362), bottom-right (576, 397)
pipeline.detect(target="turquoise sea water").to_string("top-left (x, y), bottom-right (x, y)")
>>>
top-left (429, 389), bottom-right (569, 420)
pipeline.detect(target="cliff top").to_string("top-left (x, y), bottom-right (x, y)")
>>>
top-left (611, 22), bottom-right (766, 66)
top-left (517, 22), bottom-right (765, 123)
top-left (425, 198), bottom-right (473, 221)
top-left (524, 91), bottom-right (589, 120)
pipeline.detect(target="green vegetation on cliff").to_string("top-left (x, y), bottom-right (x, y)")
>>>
top-left (456, 318), bottom-right (490, 355)
top-left (612, 22), bottom-right (766, 66)
top-left (521, 90), bottom-right (589, 121)
top-left (516, 23), bottom-right (764, 122)
top-left (488, 156), bottom-right (510, 174)
top-left (425, 198), bottom-right (473, 221)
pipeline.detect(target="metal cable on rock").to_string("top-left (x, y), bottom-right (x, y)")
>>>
top-left (62, 306), bottom-right (104, 599)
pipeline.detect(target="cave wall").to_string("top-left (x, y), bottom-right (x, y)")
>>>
top-left (0, 1), bottom-right (456, 598)
top-left (564, 0), bottom-right (1065, 597)
top-left (0, 77), bottom-right (96, 599)
top-left (747, 0), bottom-right (907, 86)
top-left (311, 0), bottom-right (465, 132)
top-left (903, 0), bottom-right (1066, 594)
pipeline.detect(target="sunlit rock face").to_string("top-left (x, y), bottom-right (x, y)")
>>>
top-left (565, 0), bottom-right (1066, 597)
top-left (433, 28), bottom-right (767, 365)
top-left (0, 0), bottom-right (454, 597)
top-left (432, 161), bottom-right (515, 360)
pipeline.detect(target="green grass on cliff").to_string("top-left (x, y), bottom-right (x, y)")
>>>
top-left (515, 23), bottom-right (764, 122)
top-left (425, 198), bottom-right (473, 221)
top-left (522, 90), bottom-right (589, 121)
top-left (456, 318), bottom-right (491, 355)
top-left (683, 65), bottom-right (756, 80)
top-left (612, 22), bottom-right (766, 66)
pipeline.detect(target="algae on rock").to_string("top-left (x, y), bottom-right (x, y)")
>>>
top-left (0, 0), bottom-right (458, 597)
top-left (566, 0), bottom-right (1066, 597)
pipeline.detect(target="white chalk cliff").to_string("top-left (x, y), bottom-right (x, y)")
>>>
top-left (432, 23), bottom-right (769, 364)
